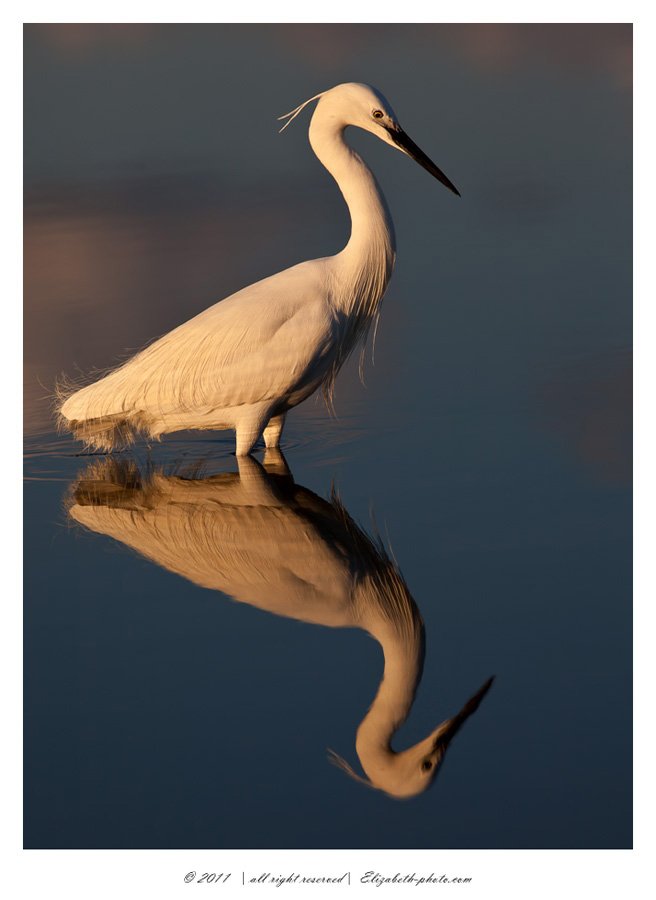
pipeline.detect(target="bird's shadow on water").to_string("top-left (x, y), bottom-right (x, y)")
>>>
top-left (64, 449), bottom-right (495, 801)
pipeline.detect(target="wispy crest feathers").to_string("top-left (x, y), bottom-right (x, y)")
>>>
top-left (326, 749), bottom-right (374, 789)
top-left (277, 91), bottom-right (325, 132)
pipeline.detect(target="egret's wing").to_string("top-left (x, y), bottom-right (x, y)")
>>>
top-left (61, 261), bottom-right (337, 424)
top-left (70, 471), bottom-right (354, 625)
top-left (130, 260), bottom-right (337, 412)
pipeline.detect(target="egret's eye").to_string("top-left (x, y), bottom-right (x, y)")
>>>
top-left (421, 760), bottom-right (433, 772)
top-left (372, 109), bottom-right (384, 119)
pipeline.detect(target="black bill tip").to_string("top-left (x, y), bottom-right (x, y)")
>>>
top-left (388, 127), bottom-right (461, 197)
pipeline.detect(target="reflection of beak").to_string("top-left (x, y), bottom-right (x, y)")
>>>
top-left (432, 676), bottom-right (495, 751)
top-left (387, 127), bottom-right (461, 197)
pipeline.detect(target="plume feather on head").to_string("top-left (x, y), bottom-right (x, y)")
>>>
top-left (277, 91), bottom-right (325, 132)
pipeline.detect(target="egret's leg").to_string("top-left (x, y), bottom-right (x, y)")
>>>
top-left (236, 454), bottom-right (267, 481)
top-left (236, 455), bottom-right (282, 503)
top-left (263, 413), bottom-right (286, 449)
top-left (235, 405), bottom-right (271, 457)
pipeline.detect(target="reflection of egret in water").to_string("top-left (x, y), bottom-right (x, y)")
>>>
top-left (68, 452), bottom-right (492, 799)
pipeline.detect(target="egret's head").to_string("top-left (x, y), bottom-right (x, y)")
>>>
top-left (314, 82), bottom-right (401, 135)
top-left (331, 676), bottom-right (494, 799)
top-left (361, 708), bottom-right (478, 799)
top-left (279, 82), bottom-right (460, 197)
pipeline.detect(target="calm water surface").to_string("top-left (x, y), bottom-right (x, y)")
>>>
top-left (24, 24), bottom-right (631, 848)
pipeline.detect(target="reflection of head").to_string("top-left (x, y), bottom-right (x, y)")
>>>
top-left (331, 676), bottom-right (494, 799)
top-left (68, 453), bottom-right (493, 799)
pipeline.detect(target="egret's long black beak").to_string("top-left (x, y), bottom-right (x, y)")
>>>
top-left (432, 675), bottom-right (495, 751)
top-left (388, 127), bottom-right (460, 197)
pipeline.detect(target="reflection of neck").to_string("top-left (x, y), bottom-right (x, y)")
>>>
top-left (356, 607), bottom-right (425, 765)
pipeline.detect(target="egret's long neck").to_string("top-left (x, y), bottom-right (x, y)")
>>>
top-left (309, 114), bottom-right (396, 313)
top-left (354, 586), bottom-right (424, 767)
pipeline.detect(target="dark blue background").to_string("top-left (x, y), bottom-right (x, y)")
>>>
top-left (24, 24), bottom-right (631, 848)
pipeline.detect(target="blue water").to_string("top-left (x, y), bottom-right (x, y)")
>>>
top-left (24, 24), bottom-right (631, 848)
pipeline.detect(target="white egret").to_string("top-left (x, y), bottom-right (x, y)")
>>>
top-left (58, 82), bottom-right (459, 456)
top-left (69, 452), bottom-right (492, 799)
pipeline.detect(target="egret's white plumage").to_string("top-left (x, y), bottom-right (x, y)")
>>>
top-left (58, 82), bottom-right (459, 455)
